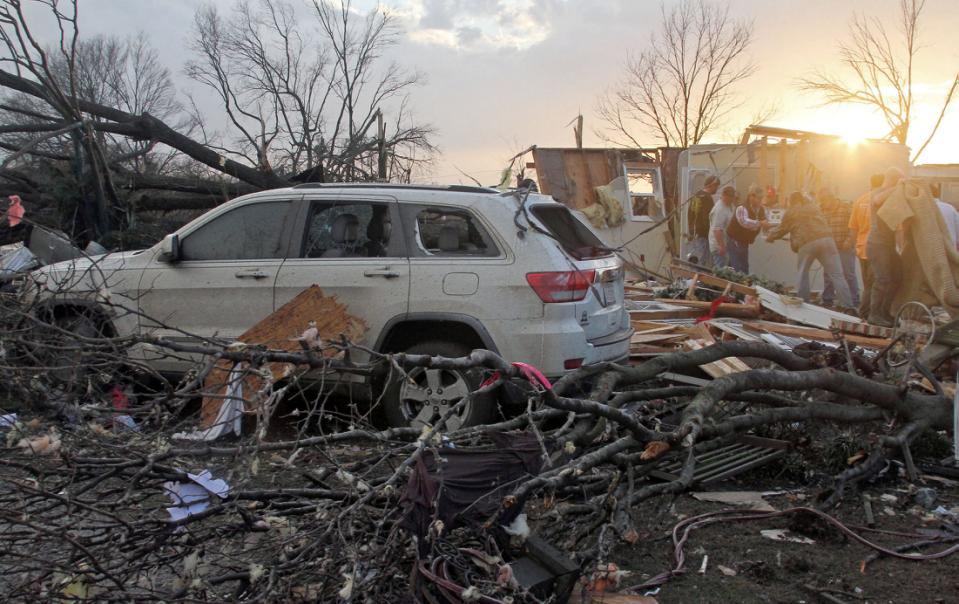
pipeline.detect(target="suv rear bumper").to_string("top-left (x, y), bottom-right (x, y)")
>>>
top-left (490, 317), bottom-right (632, 378)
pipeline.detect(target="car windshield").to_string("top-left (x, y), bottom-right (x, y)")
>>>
top-left (529, 205), bottom-right (612, 260)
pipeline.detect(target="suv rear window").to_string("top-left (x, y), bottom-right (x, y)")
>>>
top-left (530, 205), bottom-right (612, 260)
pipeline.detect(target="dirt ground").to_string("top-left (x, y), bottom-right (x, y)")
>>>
top-left (602, 474), bottom-right (959, 604)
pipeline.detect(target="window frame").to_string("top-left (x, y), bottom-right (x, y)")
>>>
top-left (399, 203), bottom-right (503, 259)
top-left (623, 165), bottom-right (665, 223)
top-left (176, 197), bottom-right (300, 262)
top-left (294, 197), bottom-right (407, 260)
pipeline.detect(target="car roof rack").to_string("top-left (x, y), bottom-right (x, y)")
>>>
top-left (291, 182), bottom-right (498, 194)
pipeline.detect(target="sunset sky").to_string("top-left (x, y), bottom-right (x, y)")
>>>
top-left (29, 0), bottom-right (959, 184)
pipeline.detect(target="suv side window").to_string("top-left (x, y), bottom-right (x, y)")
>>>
top-left (301, 200), bottom-right (401, 258)
top-left (401, 205), bottom-right (499, 257)
top-left (180, 200), bottom-right (294, 261)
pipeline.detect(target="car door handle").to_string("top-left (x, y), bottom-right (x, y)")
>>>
top-left (364, 267), bottom-right (400, 279)
top-left (235, 269), bottom-right (269, 279)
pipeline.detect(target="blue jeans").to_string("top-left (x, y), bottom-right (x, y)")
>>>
top-left (687, 237), bottom-right (712, 268)
top-left (711, 249), bottom-right (729, 269)
top-left (797, 237), bottom-right (853, 307)
top-left (727, 238), bottom-right (749, 274)
top-left (823, 247), bottom-right (860, 307)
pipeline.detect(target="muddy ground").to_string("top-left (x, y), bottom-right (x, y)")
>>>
top-left (593, 474), bottom-right (959, 603)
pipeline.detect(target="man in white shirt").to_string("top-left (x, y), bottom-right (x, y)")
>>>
top-left (708, 186), bottom-right (736, 268)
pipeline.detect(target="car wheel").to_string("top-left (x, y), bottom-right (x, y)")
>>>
top-left (42, 313), bottom-right (102, 390)
top-left (380, 340), bottom-right (493, 431)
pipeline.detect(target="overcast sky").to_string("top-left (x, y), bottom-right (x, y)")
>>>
top-left (24, 0), bottom-right (959, 183)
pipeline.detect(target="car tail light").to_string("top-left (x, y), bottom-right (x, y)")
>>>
top-left (526, 270), bottom-right (595, 303)
top-left (564, 358), bottom-right (584, 370)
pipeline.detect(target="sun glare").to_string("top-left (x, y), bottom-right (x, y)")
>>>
top-left (841, 132), bottom-right (867, 147)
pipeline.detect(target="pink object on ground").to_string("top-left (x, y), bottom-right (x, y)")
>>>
top-left (480, 361), bottom-right (553, 391)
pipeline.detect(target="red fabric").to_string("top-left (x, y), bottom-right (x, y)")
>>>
top-left (7, 195), bottom-right (24, 227)
top-left (111, 386), bottom-right (129, 411)
top-left (695, 295), bottom-right (733, 323)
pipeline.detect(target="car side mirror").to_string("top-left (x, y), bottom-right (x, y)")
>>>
top-left (158, 233), bottom-right (180, 263)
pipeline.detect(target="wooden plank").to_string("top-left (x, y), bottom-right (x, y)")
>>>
top-left (683, 324), bottom-right (750, 377)
top-left (630, 308), bottom-right (703, 321)
top-left (745, 319), bottom-right (890, 348)
top-left (629, 344), bottom-right (681, 355)
top-left (670, 265), bottom-right (757, 297)
top-left (686, 273), bottom-right (700, 299)
top-left (831, 318), bottom-right (894, 339)
top-left (200, 286), bottom-right (368, 427)
top-left (755, 285), bottom-right (860, 329)
top-left (653, 298), bottom-right (761, 319)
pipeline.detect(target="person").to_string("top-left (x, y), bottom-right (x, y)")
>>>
top-left (817, 187), bottom-right (859, 308)
top-left (766, 191), bottom-right (854, 309)
top-left (932, 183), bottom-right (959, 251)
top-left (725, 183), bottom-right (767, 274)
top-left (865, 167), bottom-right (904, 327)
top-left (848, 174), bottom-right (883, 317)
top-left (687, 175), bottom-right (720, 266)
top-left (708, 185), bottom-right (737, 268)
top-left (763, 185), bottom-right (779, 207)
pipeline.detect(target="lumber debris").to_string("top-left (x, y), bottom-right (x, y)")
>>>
top-left (200, 285), bottom-right (367, 426)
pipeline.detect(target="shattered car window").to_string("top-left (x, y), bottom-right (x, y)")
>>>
top-left (530, 205), bottom-right (611, 260)
top-left (179, 200), bottom-right (293, 261)
top-left (302, 201), bottom-right (399, 258)
top-left (403, 206), bottom-right (499, 257)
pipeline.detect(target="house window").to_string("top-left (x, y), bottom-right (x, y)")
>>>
top-left (626, 168), bottom-right (660, 221)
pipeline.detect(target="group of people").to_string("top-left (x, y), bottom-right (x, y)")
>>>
top-left (686, 169), bottom-right (956, 325)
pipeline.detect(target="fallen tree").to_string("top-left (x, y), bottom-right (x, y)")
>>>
top-left (0, 274), bottom-right (956, 601)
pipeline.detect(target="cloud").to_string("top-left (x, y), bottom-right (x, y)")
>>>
top-left (401, 0), bottom-right (551, 51)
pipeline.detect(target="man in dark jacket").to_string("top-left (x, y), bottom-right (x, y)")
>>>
top-left (766, 191), bottom-right (853, 309)
top-left (687, 175), bottom-right (720, 266)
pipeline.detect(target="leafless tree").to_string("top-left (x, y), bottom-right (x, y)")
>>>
top-left (800, 0), bottom-right (959, 162)
top-left (185, 0), bottom-right (434, 183)
top-left (597, 0), bottom-right (754, 148)
top-left (0, 0), bottom-right (434, 247)
top-left (0, 0), bottom-right (123, 240)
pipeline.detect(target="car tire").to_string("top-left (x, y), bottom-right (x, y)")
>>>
top-left (380, 340), bottom-right (494, 431)
top-left (43, 312), bottom-right (102, 390)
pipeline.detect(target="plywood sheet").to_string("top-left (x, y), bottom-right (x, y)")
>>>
top-left (200, 285), bottom-right (368, 426)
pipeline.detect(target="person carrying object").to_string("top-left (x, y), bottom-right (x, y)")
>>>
top-left (848, 174), bottom-right (883, 317)
top-left (766, 191), bottom-right (854, 310)
top-left (725, 183), bottom-right (768, 274)
top-left (817, 187), bottom-right (859, 308)
top-left (864, 168), bottom-right (903, 327)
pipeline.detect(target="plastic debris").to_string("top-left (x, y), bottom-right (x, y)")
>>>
top-left (162, 470), bottom-right (230, 522)
top-left (0, 413), bottom-right (17, 429)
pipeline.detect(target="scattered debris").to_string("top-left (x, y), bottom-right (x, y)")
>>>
top-left (759, 529), bottom-right (816, 545)
top-left (691, 491), bottom-right (776, 512)
top-left (162, 470), bottom-right (230, 522)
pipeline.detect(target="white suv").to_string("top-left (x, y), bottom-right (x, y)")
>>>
top-left (30, 184), bottom-right (632, 428)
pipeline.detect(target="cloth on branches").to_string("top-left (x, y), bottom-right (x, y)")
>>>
top-left (400, 432), bottom-right (548, 552)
